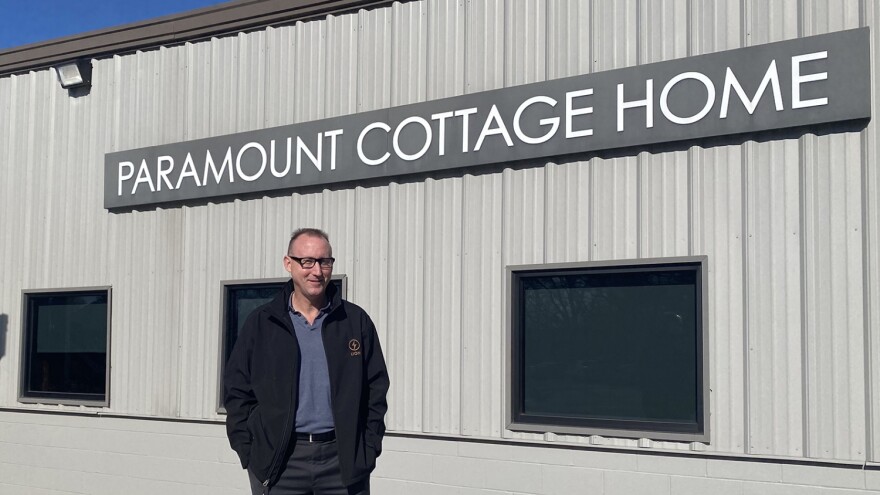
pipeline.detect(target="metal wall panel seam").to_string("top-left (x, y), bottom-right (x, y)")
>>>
top-left (21, 73), bottom-right (37, 287)
top-left (862, 0), bottom-right (878, 463)
top-left (635, 0), bottom-right (642, 66)
top-left (636, 154), bottom-right (643, 259)
top-left (687, 147), bottom-right (694, 257)
top-left (860, 93), bottom-right (875, 464)
top-left (685, 0), bottom-right (695, 261)
top-left (798, 120), bottom-right (812, 461)
top-left (177, 205), bottom-right (192, 417)
top-left (167, 45), bottom-right (185, 417)
top-left (741, 141), bottom-right (751, 455)
top-left (419, 180), bottom-right (428, 433)
top-left (0, 76), bottom-right (15, 403)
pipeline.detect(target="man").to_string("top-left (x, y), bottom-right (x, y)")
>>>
top-left (225, 228), bottom-right (389, 494)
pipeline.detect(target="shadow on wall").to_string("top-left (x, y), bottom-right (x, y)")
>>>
top-left (0, 314), bottom-right (7, 360)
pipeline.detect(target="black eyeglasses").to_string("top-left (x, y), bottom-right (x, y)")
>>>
top-left (287, 255), bottom-right (335, 269)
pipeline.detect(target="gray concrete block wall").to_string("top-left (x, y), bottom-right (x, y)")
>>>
top-left (1, 410), bottom-right (878, 494)
top-left (372, 436), bottom-right (880, 495)
top-left (0, 411), bottom-right (248, 494)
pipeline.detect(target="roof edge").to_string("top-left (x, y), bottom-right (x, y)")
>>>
top-left (0, 0), bottom-right (393, 76)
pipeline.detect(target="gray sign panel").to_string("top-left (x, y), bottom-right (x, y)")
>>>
top-left (105, 27), bottom-right (870, 209)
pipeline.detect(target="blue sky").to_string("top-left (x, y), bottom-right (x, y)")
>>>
top-left (0, 0), bottom-right (230, 50)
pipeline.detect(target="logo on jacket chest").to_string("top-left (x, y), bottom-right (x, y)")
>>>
top-left (348, 339), bottom-right (361, 356)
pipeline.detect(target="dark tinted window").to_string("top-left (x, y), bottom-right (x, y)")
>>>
top-left (223, 282), bottom-right (284, 366)
top-left (511, 263), bottom-right (704, 437)
top-left (222, 278), bottom-right (346, 367)
top-left (22, 290), bottom-right (109, 404)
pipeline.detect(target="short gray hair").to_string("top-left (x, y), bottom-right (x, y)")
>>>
top-left (288, 228), bottom-right (330, 253)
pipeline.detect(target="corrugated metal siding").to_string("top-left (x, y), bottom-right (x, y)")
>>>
top-left (801, 2), bottom-right (867, 462)
top-left (0, 0), bottom-right (877, 466)
top-left (460, 173), bottom-right (504, 437)
top-left (744, 138), bottom-right (804, 457)
top-left (386, 181), bottom-right (426, 432)
top-left (458, 0), bottom-right (505, 439)
top-left (358, 8), bottom-right (392, 112)
top-left (392, 1), bottom-right (427, 106)
top-left (546, 0), bottom-right (592, 79)
top-left (686, 0), bottom-right (750, 458)
top-left (692, 144), bottom-right (746, 454)
top-left (422, 177), bottom-right (463, 434)
top-left (544, 160), bottom-right (592, 264)
top-left (0, 71), bottom-right (14, 405)
top-left (427, 0), bottom-right (466, 99)
top-left (868, 0), bottom-right (880, 465)
top-left (803, 131), bottom-right (867, 461)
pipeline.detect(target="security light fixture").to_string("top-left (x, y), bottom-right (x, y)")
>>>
top-left (55, 60), bottom-right (92, 90)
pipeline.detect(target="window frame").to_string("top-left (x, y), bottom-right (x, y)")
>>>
top-left (216, 275), bottom-right (348, 413)
top-left (19, 286), bottom-right (112, 407)
top-left (505, 256), bottom-right (709, 443)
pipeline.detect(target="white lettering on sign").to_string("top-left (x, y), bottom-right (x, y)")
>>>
top-left (720, 61), bottom-right (783, 118)
top-left (660, 72), bottom-right (716, 125)
top-left (475, 105), bottom-right (514, 151)
top-left (454, 107), bottom-right (478, 153)
top-left (617, 79), bottom-right (654, 132)
top-left (358, 122), bottom-right (391, 166)
top-left (297, 135), bottom-right (322, 174)
top-left (118, 161), bottom-right (134, 196)
top-left (157, 156), bottom-right (175, 191)
top-left (514, 96), bottom-right (559, 145)
top-left (109, 29), bottom-right (864, 209)
top-left (615, 52), bottom-right (830, 132)
top-left (431, 111), bottom-right (454, 156)
top-left (792, 51), bottom-right (828, 109)
top-left (393, 116), bottom-right (433, 161)
top-left (325, 129), bottom-right (343, 170)
top-left (175, 153), bottom-right (202, 188)
top-left (565, 89), bottom-right (594, 138)
top-left (236, 142), bottom-right (267, 182)
top-left (132, 159), bottom-right (155, 194)
top-left (203, 148), bottom-right (234, 186)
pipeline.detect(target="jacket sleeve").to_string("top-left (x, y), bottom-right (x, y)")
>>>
top-left (363, 313), bottom-right (390, 456)
top-left (224, 312), bottom-right (259, 469)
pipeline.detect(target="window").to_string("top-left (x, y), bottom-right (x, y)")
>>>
top-left (218, 276), bottom-right (347, 410)
top-left (508, 258), bottom-right (707, 442)
top-left (20, 288), bottom-right (111, 406)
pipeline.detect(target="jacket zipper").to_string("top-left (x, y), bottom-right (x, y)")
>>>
top-left (321, 313), bottom-right (341, 435)
top-left (262, 315), bottom-right (298, 488)
top-left (263, 364), bottom-right (295, 487)
top-left (262, 302), bottom-right (340, 487)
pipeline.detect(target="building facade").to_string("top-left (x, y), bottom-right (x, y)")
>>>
top-left (0, 0), bottom-right (879, 493)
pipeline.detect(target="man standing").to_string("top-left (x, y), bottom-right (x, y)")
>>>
top-left (225, 228), bottom-right (389, 494)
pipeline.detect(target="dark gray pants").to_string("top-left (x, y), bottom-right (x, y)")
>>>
top-left (248, 439), bottom-right (369, 495)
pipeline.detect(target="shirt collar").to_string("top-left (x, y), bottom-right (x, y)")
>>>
top-left (288, 296), bottom-right (331, 316)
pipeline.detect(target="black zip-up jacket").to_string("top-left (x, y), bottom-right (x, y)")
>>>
top-left (224, 280), bottom-right (389, 488)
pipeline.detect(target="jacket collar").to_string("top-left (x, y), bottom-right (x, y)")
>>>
top-left (266, 279), bottom-right (342, 324)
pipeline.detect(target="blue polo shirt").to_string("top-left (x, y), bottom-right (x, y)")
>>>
top-left (289, 301), bottom-right (335, 434)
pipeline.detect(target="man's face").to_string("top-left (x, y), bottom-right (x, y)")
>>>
top-left (284, 234), bottom-right (333, 300)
